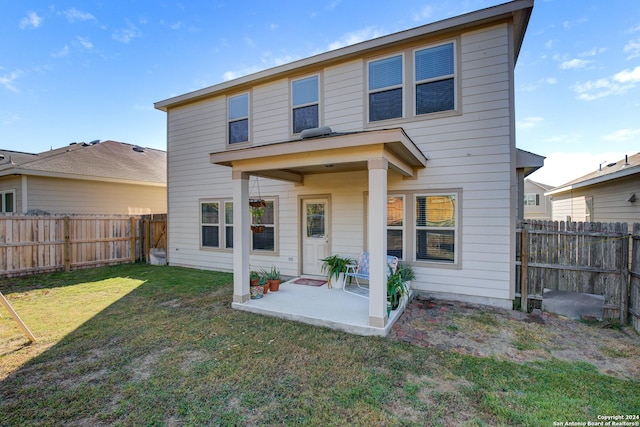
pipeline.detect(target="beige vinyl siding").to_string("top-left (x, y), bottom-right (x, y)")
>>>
top-left (523, 180), bottom-right (552, 220)
top-left (324, 60), bottom-right (365, 132)
top-left (165, 22), bottom-right (518, 307)
top-left (25, 176), bottom-right (166, 215)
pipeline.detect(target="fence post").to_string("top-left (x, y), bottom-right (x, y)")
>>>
top-left (63, 216), bottom-right (71, 272)
top-left (130, 217), bottom-right (136, 263)
top-left (620, 232), bottom-right (629, 324)
top-left (144, 219), bottom-right (150, 263)
top-left (521, 227), bottom-right (528, 312)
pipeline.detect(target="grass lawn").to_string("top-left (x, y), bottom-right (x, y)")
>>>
top-left (1, 264), bottom-right (638, 426)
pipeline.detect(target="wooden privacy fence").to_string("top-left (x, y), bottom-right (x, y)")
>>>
top-left (0, 214), bottom-right (166, 278)
top-left (517, 220), bottom-right (639, 330)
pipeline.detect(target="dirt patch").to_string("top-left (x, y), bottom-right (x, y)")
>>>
top-left (389, 296), bottom-right (640, 381)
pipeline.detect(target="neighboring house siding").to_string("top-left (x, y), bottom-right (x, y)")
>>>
top-left (166, 23), bottom-right (516, 306)
top-left (523, 180), bottom-right (552, 220)
top-left (551, 174), bottom-right (640, 227)
top-left (26, 177), bottom-right (166, 215)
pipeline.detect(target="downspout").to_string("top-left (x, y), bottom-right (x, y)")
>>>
top-left (21, 175), bottom-right (28, 214)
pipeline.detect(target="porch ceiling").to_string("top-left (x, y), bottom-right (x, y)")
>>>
top-left (209, 128), bottom-right (428, 183)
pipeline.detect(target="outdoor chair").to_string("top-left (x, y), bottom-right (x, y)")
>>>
top-left (344, 251), bottom-right (398, 298)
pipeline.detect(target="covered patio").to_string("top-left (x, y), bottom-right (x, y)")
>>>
top-left (210, 127), bottom-right (427, 331)
top-left (231, 277), bottom-right (410, 336)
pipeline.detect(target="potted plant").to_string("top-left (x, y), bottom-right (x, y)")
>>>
top-left (387, 267), bottom-right (409, 311)
top-left (320, 254), bottom-right (354, 289)
top-left (262, 266), bottom-right (281, 292)
top-left (250, 206), bottom-right (265, 233)
top-left (396, 262), bottom-right (415, 288)
top-left (249, 270), bottom-right (260, 286)
top-left (250, 274), bottom-right (264, 299)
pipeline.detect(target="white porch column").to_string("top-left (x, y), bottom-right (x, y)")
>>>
top-left (232, 171), bottom-right (250, 303)
top-left (367, 157), bottom-right (388, 328)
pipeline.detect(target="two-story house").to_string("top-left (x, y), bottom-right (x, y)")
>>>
top-left (155, 0), bottom-right (537, 333)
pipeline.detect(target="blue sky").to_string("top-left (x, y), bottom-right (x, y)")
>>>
top-left (1, 0), bottom-right (639, 186)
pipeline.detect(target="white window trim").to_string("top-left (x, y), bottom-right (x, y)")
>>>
top-left (1, 190), bottom-right (16, 213)
top-left (227, 92), bottom-right (251, 147)
top-left (291, 74), bottom-right (321, 136)
top-left (366, 52), bottom-right (405, 123)
top-left (200, 199), bottom-right (233, 251)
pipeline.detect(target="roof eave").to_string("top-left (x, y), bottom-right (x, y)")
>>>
top-left (546, 166), bottom-right (640, 196)
top-left (0, 168), bottom-right (166, 187)
top-left (154, 0), bottom-right (533, 111)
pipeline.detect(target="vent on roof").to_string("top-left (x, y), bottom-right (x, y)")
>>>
top-left (89, 139), bottom-right (100, 145)
top-left (133, 146), bottom-right (145, 153)
top-left (607, 162), bottom-right (617, 168)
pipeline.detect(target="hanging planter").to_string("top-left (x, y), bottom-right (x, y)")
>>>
top-left (249, 198), bottom-right (266, 208)
top-left (251, 225), bottom-right (266, 233)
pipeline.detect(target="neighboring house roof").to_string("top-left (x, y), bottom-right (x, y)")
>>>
top-left (155, 0), bottom-right (533, 111)
top-left (0, 140), bottom-right (166, 186)
top-left (547, 152), bottom-right (640, 196)
top-left (525, 178), bottom-right (554, 192)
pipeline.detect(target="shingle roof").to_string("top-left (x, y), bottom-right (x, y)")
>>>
top-left (0, 140), bottom-right (166, 185)
top-left (547, 152), bottom-right (640, 195)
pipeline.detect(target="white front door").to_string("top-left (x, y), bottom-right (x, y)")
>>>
top-left (302, 198), bottom-right (329, 276)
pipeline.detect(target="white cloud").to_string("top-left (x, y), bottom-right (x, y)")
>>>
top-left (19, 11), bottom-right (43, 29)
top-left (413, 5), bottom-right (434, 22)
top-left (572, 67), bottom-right (640, 101)
top-left (624, 38), bottom-right (640, 59)
top-left (170, 21), bottom-right (183, 30)
top-left (519, 77), bottom-right (556, 92)
top-left (580, 47), bottom-right (606, 57)
top-left (112, 23), bottom-right (141, 43)
top-left (601, 128), bottom-right (640, 142)
top-left (614, 65), bottom-right (640, 83)
top-left (559, 58), bottom-right (592, 70)
top-left (52, 45), bottom-right (70, 58)
top-left (562, 17), bottom-right (587, 30)
top-left (1, 113), bottom-right (21, 126)
top-left (62, 8), bottom-right (95, 22)
top-left (527, 151), bottom-right (625, 187)
top-left (0, 71), bottom-right (21, 92)
top-left (517, 116), bottom-right (544, 130)
top-left (222, 66), bottom-right (262, 81)
top-left (221, 51), bottom-right (300, 82)
top-left (327, 27), bottom-right (386, 51)
top-left (77, 36), bottom-right (93, 50)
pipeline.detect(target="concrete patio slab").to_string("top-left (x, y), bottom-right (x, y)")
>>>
top-left (231, 277), bottom-right (407, 336)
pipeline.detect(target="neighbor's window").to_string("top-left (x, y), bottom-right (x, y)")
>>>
top-left (585, 196), bottom-right (593, 222)
top-left (415, 42), bottom-right (455, 115)
top-left (228, 93), bottom-right (249, 144)
top-left (1, 190), bottom-right (15, 213)
top-left (292, 75), bottom-right (319, 134)
top-left (415, 194), bottom-right (456, 263)
top-left (368, 54), bottom-right (403, 122)
top-left (387, 195), bottom-right (405, 259)
top-left (252, 199), bottom-right (276, 252)
top-left (524, 194), bottom-right (540, 206)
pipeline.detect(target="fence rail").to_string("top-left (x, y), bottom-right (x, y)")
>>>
top-left (517, 220), bottom-right (639, 331)
top-left (0, 214), bottom-right (166, 278)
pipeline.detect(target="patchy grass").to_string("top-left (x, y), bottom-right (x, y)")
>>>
top-left (1, 264), bottom-right (638, 426)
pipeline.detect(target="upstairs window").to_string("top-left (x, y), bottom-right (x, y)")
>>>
top-left (415, 43), bottom-right (455, 115)
top-left (524, 194), bottom-right (540, 206)
top-left (228, 93), bottom-right (249, 144)
top-left (368, 55), bottom-right (403, 122)
top-left (292, 75), bottom-right (319, 134)
top-left (1, 190), bottom-right (14, 213)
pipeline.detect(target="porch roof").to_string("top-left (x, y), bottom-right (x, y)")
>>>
top-left (209, 128), bottom-right (428, 182)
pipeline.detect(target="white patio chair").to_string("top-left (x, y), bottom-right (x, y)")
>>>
top-left (344, 252), bottom-right (398, 298)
